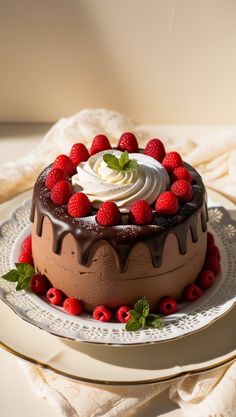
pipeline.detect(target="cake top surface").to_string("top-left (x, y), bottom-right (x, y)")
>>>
top-left (31, 134), bottom-right (207, 235)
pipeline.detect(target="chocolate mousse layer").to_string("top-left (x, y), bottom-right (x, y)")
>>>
top-left (31, 163), bottom-right (207, 310)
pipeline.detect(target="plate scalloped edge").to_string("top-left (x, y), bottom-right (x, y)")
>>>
top-left (0, 199), bottom-right (236, 345)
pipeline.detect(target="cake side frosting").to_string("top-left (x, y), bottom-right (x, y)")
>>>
top-left (31, 215), bottom-right (207, 310)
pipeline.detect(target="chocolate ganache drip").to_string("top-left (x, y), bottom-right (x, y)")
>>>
top-left (30, 163), bottom-right (207, 273)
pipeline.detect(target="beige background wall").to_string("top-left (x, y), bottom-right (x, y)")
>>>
top-left (0, 0), bottom-right (236, 124)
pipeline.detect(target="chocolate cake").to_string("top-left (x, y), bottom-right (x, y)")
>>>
top-left (30, 135), bottom-right (208, 313)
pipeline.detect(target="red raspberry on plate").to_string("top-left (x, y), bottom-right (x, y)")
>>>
top-left (90, 134), bottom-right (112, 155)
top-left (207, 231), bottom-right (215, 247)
top-left (45, 168), bottom-right (69, 190)
top-left (170, 179), bottom-right (193, 202)
top-left (129, 200), bottom-right (153, 225)
top-left (18, 252), bottom-right (34, 266)
top-left (155, 191), bottom-right (179, 216)
top-left (67, 192), bottom-right (92, 217)
top-left (52, 154), bottom-right (75, 177)
top-left (183, 284), bottom-right (202, 302)
top-left (171, 167), bottom-right (193, 184)
top-left (51, 180), bottom-right (73, 205)
top-left (96, 201), bottom-right (121, 226)
top-left (158, 297), bottom-right (178, 315)
top-left (204, 256), bottom-right (221, 276)
top-left (46, 288), bottom-right (64, 306)
top-left (117, 132), bottom-right (139, 153)
top-left (63, 297), bottom-right (83, 315)
top-left (196, 270), bottom-right (215, 290)
top-left (30, 274), bottom-right (49, 295)
top-left (22, 235), bottom-right (32, 254)
top-left (162, 152), bottom-right (183, 172)
top-left (115, 306), bottom-right (131, 323)
top-left (207, 244), bottom-right (221, 261)
top-left (93, 305), bottom-right (112, 322)
top-left (144, 138), bottom-right (166, 162)
top-left (69, 143), bottom-right (90, 167)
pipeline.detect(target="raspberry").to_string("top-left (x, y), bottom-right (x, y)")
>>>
top-left (129, 200), bottom-right (153, 225)
top-left (196, 270), bottom-right (215, 290)
top-left (183, 284), bottom-right (202, 302)
top-left (170, 179), bottom-right (193, 202)
top-left (50, 180), bottom-right (73, 205)
top-left (67, 193), bottom-right (92, 217)
top-left (30, 274), bottom-right (49, 295)
top-left (171, 167), bottom-right (193, 184)
top-left (63, 297), bottom-right (83, 315)
top-left (162, 152), bottom-right (183, 173)
top-left (144, 138), bottom-right (166, 162)
top-left (45, 168), bottom-right (68, 190)
top-left (96, 201), bottom-right (121, 226)
top-left (93, 305), bottom-right (112, 322)
top-left (90, 135), bottom-right (111, 155)
top-left (18, 252), bottom-right (34, 266)
top-left (207, 244), bottom-right (221, 261)
top-left (115, 306), bottom-right (131, 323)
top-left (207, 231), bottom-right (215, 247)
top-left (53, 154), bottom-right (75, 177)
top-left (46, 288), bottom-right (64, 306)
top-left (117, 132), bottom-right (139, 153)
top-left (204, 256), bottom-right (221, 276)
top-left (22, 235), bottom-right (32, 254)
top-left (158, 297), bottom-right (178, 315)
top-left (69, 143), bottom-right (90, 167)
top-left (155, 191), bottom-right (179, 216)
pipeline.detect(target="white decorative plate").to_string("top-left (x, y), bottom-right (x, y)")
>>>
top-left (0, 199), bottom-right (236, 345)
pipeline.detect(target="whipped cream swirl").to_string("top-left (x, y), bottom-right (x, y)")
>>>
top-left (72, 150), bottom-right (169, 212)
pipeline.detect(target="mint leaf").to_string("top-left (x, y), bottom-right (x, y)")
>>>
top-left (139, 316), bottom-right (146, 327)
top-left (119, 151), bottom-right (129, 170)
top-left (1, 263), bottom-right (35, 291)
top-left (125, 318), bottom-right (142, 332)
top-left (103, 152), bottom-right (139, 173)
top-left (15, 263), bottom-right (35, 291)
top-left (134, 297), bottom-right (150, 317)
top-left (128, 309), bottom-right (141, 320)
top-left (103, 154), bottom-right (121, 171)
top-left (146, 314), bottom-right (165, 329)
top-left (125, 297), bottom-right (165, 332)
top-left (15, 263), bottom-right (35, 277)
top-left (123, 159), bottom-right (139, 172)
top-left (1, 269), bottom-right (19, 282)
top-left (16, 275), bottom-right (31, 291)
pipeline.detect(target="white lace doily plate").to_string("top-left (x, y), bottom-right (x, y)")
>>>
top-left (0, 199), bottom-right (236, 345)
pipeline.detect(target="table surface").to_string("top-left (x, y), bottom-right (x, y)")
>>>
top-left (0, 123), bottom-right (235, 417)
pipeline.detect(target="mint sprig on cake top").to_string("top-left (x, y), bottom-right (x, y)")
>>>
top-left (103, 151), bottom-right (139, 173)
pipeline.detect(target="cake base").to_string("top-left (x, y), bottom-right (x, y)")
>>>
top-left (32, 212), bottom-right (207, 311)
